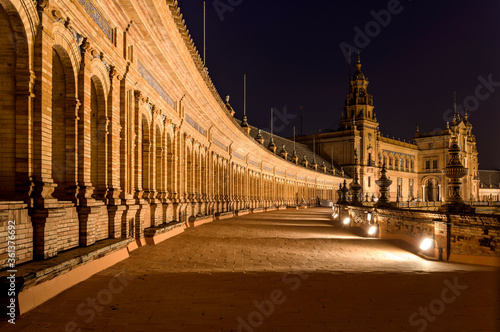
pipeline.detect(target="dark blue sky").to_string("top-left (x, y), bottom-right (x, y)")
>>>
top-left (178, 0), bottom-right (500, 170)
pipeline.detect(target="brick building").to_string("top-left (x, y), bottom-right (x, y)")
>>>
top-left (296, 54), bottom-right (481, 203)
top-left (0, 0), bottom-right (346, 269)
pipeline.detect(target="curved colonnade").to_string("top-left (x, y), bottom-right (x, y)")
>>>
top-left (0, 0), bottom-right (345, 266)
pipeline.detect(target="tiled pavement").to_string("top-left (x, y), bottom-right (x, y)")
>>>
top-left (2, 208), bottom-right (499, 331)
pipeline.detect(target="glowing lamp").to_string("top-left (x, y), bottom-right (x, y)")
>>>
top-left (420, 238), bottom-right (433, 251)
top-left (368, 226), bottom-right (377, 235)
top-left (343, 218), bottom-right (350, 225)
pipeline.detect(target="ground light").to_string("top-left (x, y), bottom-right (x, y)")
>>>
top-left (332, 213), bottom-right (339, 219)
top-left (343, 217), bottom-right (350, 225)
top-left (368, 226), bottom-right (377, 236)
top-left (420, 238), bottom-right (433, 251)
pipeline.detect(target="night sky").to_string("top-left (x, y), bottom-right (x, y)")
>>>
top-left (178, 0), bottom-right (500, 170)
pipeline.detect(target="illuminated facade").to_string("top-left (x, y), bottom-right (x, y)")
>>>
top-left (296, 54), bottom-right (481, 203)
top-left (0, 0), bottom-right (345, 268)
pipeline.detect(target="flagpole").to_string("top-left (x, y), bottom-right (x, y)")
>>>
top-left (244, 74), bottom-right (247, 116)
top-left (203, 1), bottom-right (206, 64)
top-left (293, 126), bottom-right (296, 152)
top-left (271, 107), bottom-right (274, 136)
top-left (348, 48), bottom-right (351, 84)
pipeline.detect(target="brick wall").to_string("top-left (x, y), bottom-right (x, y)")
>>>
top-left (0, 202), bottom-right (33, 269)
top-left (345, 205), bottom-right (500, 264)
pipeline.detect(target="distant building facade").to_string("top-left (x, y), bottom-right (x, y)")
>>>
top-left (296, 55), bottom-right (481, 202)
top-left (479, 170), bottom-right (500, 201)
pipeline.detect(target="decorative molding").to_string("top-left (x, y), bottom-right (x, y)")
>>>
top-left (186, 114), bottom-right (207, 137)
top-left (249, 160), bottom-right (259, 167)
top-left (233, 152), bottom-right (244, 161)
top-left (212, 138), bottom-right (227, 152)
top-left (137, 60), bottom-right (175, 109)
top-left (77, 0), bottom-right (113, 42)
top-left (382, 149), bottom-right (415, 160)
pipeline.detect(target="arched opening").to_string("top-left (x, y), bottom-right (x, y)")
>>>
top-left (0, 5), bottom-right (16, 198)
top-left (194, 149), bottom-right (200, 197)
top-left (155, 125), bottom-right (163, 195)
top-left (141, 115), bottom-right (150, 197)
top-left (51, 47), bottom-right (76, 200)
top-left (426, 178), bottom-right (439, 202)
top-left (186, 146), bottom-right (193, 197)
top-left (166, 132), bottom-right (174, 196)
top-left (90, 77), bottom-right (106, 200)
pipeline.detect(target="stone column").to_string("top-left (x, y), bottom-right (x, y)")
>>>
top-left (106, 68), bottom-right (124, 237)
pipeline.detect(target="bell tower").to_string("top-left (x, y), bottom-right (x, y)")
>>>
top-left (339, 53), bottom-right (380, 197)
top-left (339, 53), bottom-right (378, 129)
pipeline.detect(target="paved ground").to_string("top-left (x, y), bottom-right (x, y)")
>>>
top-left (2, 208), bottom-right (499, 331)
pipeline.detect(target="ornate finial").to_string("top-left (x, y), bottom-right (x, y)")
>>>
top-left (267, 136), bottom-right (277, 153)
top-left (375, 162), bottom-right (393, 207)
top-left (350, 168), bottom-right (363, 205)
top-left (416, 126), bottom-right (419, 133)
top-left (225, 94), bottom-right (230, 103)
top-left (241, 115), bottom-right (249, 127)
top-left (255, 129), bottom-right (264, 145)
top-left (446, 121), bottom-right (450, 129)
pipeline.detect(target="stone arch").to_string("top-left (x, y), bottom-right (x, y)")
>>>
top-left (381, 152), bottom-right (388, 166)
top-left (90, 57), bottom-right (110, 99)
top-left (394, 154), bottom-right (401, 170)
top-left (193, 144), bottom-right (201, 198)
top-left (51, 44), bottom-right (78, 200)
top-left (166, 130), bottom-right (174, 196)
top-left (52, 22), bottom-right (81, 94)
top-left (141, 111), bottom-right (152, 197)
top-left (154, 122), bottom-right (164, 194)
top-left (0, 0), bottom-right (38, 50)
top-left (423, 176), bottom-right (440, 202)
top-left (90, 75), bottom-right (107, 200)
top-left (200, 146), bottom-right (207, 198)
top-left (186, 140), bottom-right (193, 197)
top-left (0, 0), bottom-right (32, 199)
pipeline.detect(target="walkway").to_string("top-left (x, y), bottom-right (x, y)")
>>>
top-left (2, 208), bottom-right (499, 331)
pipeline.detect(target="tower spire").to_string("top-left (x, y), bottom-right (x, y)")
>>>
top-left (341, 52), bottom-right (374, 128)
